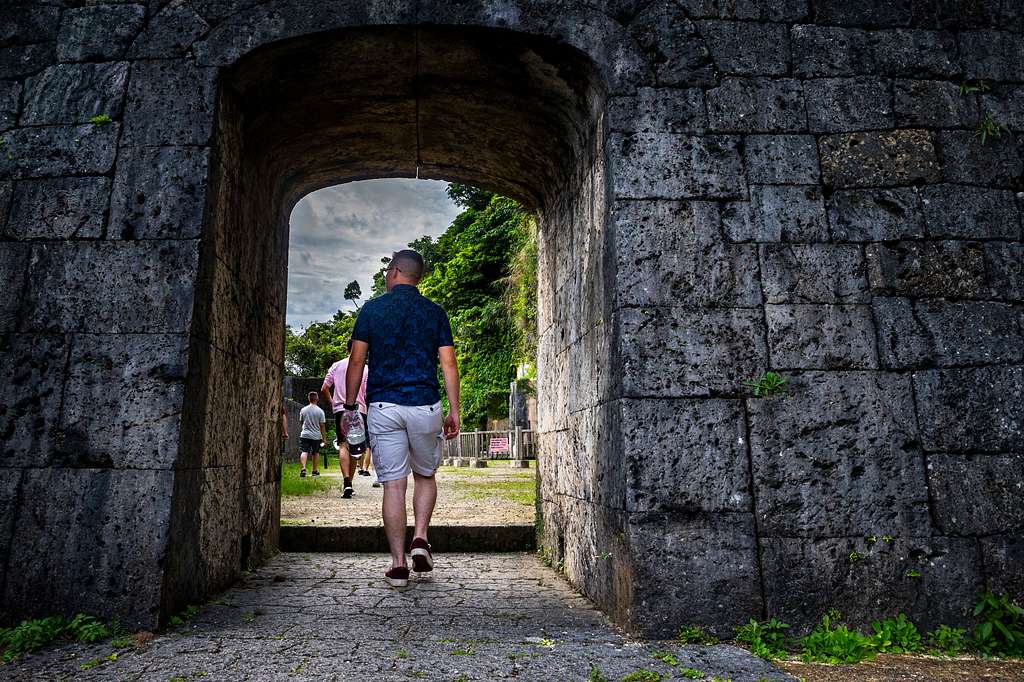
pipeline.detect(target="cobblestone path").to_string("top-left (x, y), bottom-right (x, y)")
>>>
top-left (8, 553), bottom-right (791, 681)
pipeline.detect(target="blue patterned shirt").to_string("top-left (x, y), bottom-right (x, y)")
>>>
top-left (351, 284), bottom-right (455, 406)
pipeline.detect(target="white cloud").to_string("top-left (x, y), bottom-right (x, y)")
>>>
top-left (286, 179), bottom-right (461, 329)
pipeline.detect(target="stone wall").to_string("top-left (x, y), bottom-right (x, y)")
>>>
top-left (1, 0), bottom-right (1021, 635)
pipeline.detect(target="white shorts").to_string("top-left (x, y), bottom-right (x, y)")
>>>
top-left (367, 401), bottom-right (443, 483)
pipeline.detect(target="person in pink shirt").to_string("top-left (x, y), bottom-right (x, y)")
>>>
top-left (322, 339), bottom-right (371, 498)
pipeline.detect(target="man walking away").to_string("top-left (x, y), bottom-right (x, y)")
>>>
top-left (298, 391), bottom-right (327, 478)
top-left (343, 249), bottom-right (460, 587)
top-left (321, 339), bottom-right (369, 498)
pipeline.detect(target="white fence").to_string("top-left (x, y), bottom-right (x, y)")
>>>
top-left (441, 428), bottom-right (537, 460)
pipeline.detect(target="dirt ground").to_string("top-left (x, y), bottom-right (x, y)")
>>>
top-left (280, 461), bottom-right (536, 526)
top-left (777, 653), bottom-right (1024, 681)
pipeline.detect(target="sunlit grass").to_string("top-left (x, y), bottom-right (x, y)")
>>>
top-left (450, 478), bottom-right (535, 506)
top-left (280, 460), bottom-right (339, 497)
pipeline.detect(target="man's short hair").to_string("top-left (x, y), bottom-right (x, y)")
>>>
top-left (307, 391), bottom-right (318, 402)
top-left (391, 249), bottom-right (424, 281)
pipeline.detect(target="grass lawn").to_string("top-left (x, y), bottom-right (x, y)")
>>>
top-left (280, 460), bottom-right (340, 497)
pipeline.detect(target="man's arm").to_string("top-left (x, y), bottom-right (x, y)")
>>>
top-left (282, 408), bottom-right (288, 439)
top-left (320, 383), bottom-right (333, 407)
top-left (319, 416), bottom-right (327, 444)
top-left (345, 341), bottom-right (369, 405)
top-left (439, 345), bottom-right (460, 439)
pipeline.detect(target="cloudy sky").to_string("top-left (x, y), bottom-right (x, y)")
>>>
top-left (286, 179), bottom-right (462, 329)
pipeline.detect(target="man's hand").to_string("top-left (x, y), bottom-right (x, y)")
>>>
top-left (283, 432), bottom-right (289, 440)
top-left (443, 410), bottom-right (460, 440)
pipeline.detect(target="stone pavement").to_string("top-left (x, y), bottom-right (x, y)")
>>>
top-left (7, 553), bottom-right (792, 681)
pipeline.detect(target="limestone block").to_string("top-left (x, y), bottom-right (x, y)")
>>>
top-left (938, 130), bottom-right (1023, 188)
top-left (608, 87), bottom-right (706, 133)
top-left (819, 129), bottom-right (940, 188)
top-left (958, 30), bottom-right (1024, 81)
top-left (109, 146), bottom-right (210, 239)
top-left (744, 135), bottom-right (818, 184)
top-left (928, 453), bottom-right (1024, 536)
top-left (0, 469), bottom-right (21, 592)
top-left (0, 80), bottom-right (20, 132)
top-left (762, 537), bottom-right (981, 633)
top-left (981, 86), bottom-right (1024, 132)
top-left (983, 242), bottom-right (1024, 300)
top-left (910, 0), bottom-right (1002, 29)
top-left (620, 398), bottom-right (750, 513)
top-left (806, 77), bottom-right (893, 133)
top-left (981, 535), bottom-right (1024, 601)
top-left (58, 334), bottom-right (189, 469)
top-left (791, 25), bottom-right (874, 77)
top-left (913, 367), bottom-right (1024, 453)
top-left (765, 304), bottom-right (878, 369)
top-left (21, 62), bottom-right (128, 125)
top-left (627, 2), bottom-right (715, 87)
top-left (3, 468), bottom-right (174, 630)
top-left (676, 0), bottom-right (808, 21)
top-left (0, 243), bottom-right (28, 330)
top-left (56, 5), bottom-right (147, 62)
top-left (812, 0), bottom-right (912, 26)
top-left (894, 80), bottom-right (978, 128)
top-left (707, 78), bottom-right (805, 132)
top-left (873, 298), bottom-right (1024, 369)
top-left (760, 244), bottom-right (869, 303)
top-left (0, 333), bottom-right (69, 467)
top-left (123, 60), bottom-right (217, 146)
top-left (611, 133), bottom-right (746, 199)
top-left (746, 185), bottom-right (829, 242)
top-left (0, 43), bottom-right (55, 79)
top-left (873, 29), bottom-right (957, 77)
top-left (129, 0), bottom-right (211, 58)
top-left (7, 176), bottom-right (111, 239)
top-left (921, 184), bottom-right (1021, 240)
top-left (866, 241), bottom-right (986, 299)
top-left (628, 512), bottom-right (762, 634)
top-left (827, 187), bottom-right (924, 242)
top-left (197, 467), bottom-right (242, 591)
top-left (619, 307), bottom-right (767, 397)
top-left (0, 6), bottom-right (59, 45)
top-left (0, 180), bottom-right (9, 225)
top-left (22, 240), bottom-right (199, 333)
top-left (696, 20), bottom-right (789, 76)
top-left (0, 123), bottom-right (119, 180)
top-left (469, 457), bottom-right (488, 468)
top-left (748, 371), bottom-right (929, 537)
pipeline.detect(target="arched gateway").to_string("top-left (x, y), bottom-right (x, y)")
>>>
top-left (1, 1), bottom-right (1021, 635)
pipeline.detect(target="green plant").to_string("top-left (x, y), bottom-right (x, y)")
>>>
top-left (622, 670), bottom-right (663, 681)
top-left (905, 569), bottom-right (920, 578)
top-left (680, 669), bottom-right (704, 680)
top-left (975, 112), bottom-right (1009, 145)
top-left (848, 551), bottom-right (863, 563)
top-left (0, 614), bottom-right (116, 662)
top-left (742, 371), bottom-right (787, 397)
top-left (869, 614), bottom-right (922, 653)
top-left (396, 648), bottom-right (409, 659)
top-left (537, 546), bottom-right (553, 568)
top-left (882, 535), bottom-right (895, 543)
top-left (537, 638), bottom-right (554, 648)
top-left (168, 605), bottom-right (200, 629)
top-left (735, 618), bottom-right (790, 661)
top-left (927, 624), bottom-right (967, 657)
top-left (89, 113), bottom-right (112, 125)
top-left (959, 79), bottom-right (991, 95)
top-left (589, 665), bottom-right (609, 682)
top-left (80, 652), bottom-right (117, 670)
top-left (677, 625), bottom-right (718, 645)
top-left (799, 610), bottom-right (875, 664)
top-left (451, 646), bottom-right (475, 656)
top-left (972, 591), bottom-right (1024, 657)
top-left (865, 535), bottom-right (877, 544)
top-left (651, 649), bottom-right (677, 666)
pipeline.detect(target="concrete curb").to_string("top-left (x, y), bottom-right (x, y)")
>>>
top-left (280, 525), bottom-right (537, 552)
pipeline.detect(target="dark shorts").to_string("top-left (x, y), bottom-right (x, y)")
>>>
top-left (299, 437), bottom-right (321, 454)
top-left (334, 411), bottom-right (368, 442)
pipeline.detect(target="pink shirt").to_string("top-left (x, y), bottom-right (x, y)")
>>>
top-left (323, 358), bottom-right (367, 414)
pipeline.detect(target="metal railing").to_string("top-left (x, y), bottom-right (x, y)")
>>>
top-left (441, 428), bottom-right (536, 460)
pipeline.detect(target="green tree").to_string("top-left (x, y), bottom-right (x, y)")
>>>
top-left (344, 280), bottom-right (362, 309)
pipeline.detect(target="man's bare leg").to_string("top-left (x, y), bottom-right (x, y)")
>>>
top-left (311, 452), bottom-right (319, 473)
top-left (339, 443), bottom-right (352, 477)
top-left (412, 472), bottom-right (437, 542)
top-left (382, 477), bottom-right (408, 568)
top-left (300, 450), bottom-right (308, 470)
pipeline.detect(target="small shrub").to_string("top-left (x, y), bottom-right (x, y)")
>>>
top-left (848, 551), bottom-right (863, 564)
top-left (168, 604), bottom-right (200, 629)
top-left (799, 610), bottom-right (875, 664)
top-left (651, 649), bottom-right (677, 666)
top-left (622, 670), bottom-right (663, 681)
top-left (67, 614), bottom-right (111, 643)
top-left (975, 113), bottom-right (1009, 145)
top-left (905, 569), bottom-right (921, 578)
top-left (869, 614), bottom-right (922, 653)
top-left (589, 665), bottom-right (609, 682)
top-left (537, 545), bottom-right (554, 568)
top-left (742, 371), bottom-right (787, 397)
top-left (927, 624), bottom-right (967, 657)
top-left (679, 668), bottom-right (704, 679)
top-left (735, 618), bottom-right (790, 661)
top-left (677, 625), bottom-right (718, 645)
top-left (972, 592), bottom-right (1024, 657)
top-left (89, 114), bottom-right (112, 125)
top-left (0, 613), bottom-right (114, 662)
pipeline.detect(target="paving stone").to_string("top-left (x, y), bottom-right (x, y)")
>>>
top-left (0, 43), bottom-right (55, 79)
top-left (938, 130), bottom-right (1023, 188)
top-left (6, 176), bottom-right (110, 239)
top-left (921, 184), bottom-right (1022, 240)
top-left (819, 129), bottom-right (940, 188)
top-left (109, 146), bottom-right (211, 240)
top-left (760, 243), bottom-right (869, 303)
top-left (0, 79), bottom-right (19, 132)
top-left (628, 2), bottom-right (716, 87)
top-left (123, 60), bottom-right (218, 146)
top-left (805, 77), bottom-right (894, 133)
top-left (20, 62), bottom-right (128, 125)
top-left (697, 20), bottom-right (790, 76)
top-left (749, 185), bottom-right (829, 242)
top-left (748, 371), bottom-right (929, 537)
top-left (129, 0), bottom-right (211, 58)
top-left (958, 30), bottom-right (1024, 81)
top-left (873, 29), bottom-right (957, 77)
top-left (828, 187), bottom-right (925, 242)
top-left (981, 535), bottom-right (1024, 601)
top-left (914, 366), bottom-right (1024, 453)
top-left (0, 123), bottom-right (118, 180)
top-left (707, 77), bottom-right (805, 132)
top-left (0, 333), bottom-right (69, 467)
top-left (608, 87), bottom-right (706, 133)
top-left (765, 304), bottom-right (878, 369)
top-left (744, 134), bottom-right (819, 184)
top-left (866, 240), bottom-right (987, 299)
top-left (56, 4), bottom-right (147, 62)
top-left (791, 25), bottom-right (874, 77)
top-left (873, 298), bottom-right (1024, 369)
top-left (928, 453), bottom-right (1024, 535)
top-left (810, 0), bottom-right (911, 26)
top-left (619, 307), bottom-right (768, 397)
top-left (894, 79), bottom-right (979, 128)
top-left (611, 133), bottom-right (747, 199)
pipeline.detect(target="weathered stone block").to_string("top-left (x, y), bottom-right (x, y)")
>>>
top-left (123, 60), bottom-right (217, 146)
top-left (626, 3), bottom-right (715, 87)
top-left (958, 30), bottom-right (1024, 82)
top-left (109, 146), bottom-right (211, 240)
top-left (981, 86), bottom-right (1024, 132)
top-left (21, 62), bottom-right (128, 126)
top-left (911, 0), bottom-right (1002, 30)
top-left (696, 20), bottom-right (789, 76)
top-left (914, 367), bottom-right (1024, 453)
top-left (828, 187), bottom-right (924, 242)
top-left (22, 240), bottom-right (199, 333)
top-left (0, 43), bottom-right (55, 79)
top-left (819, 129), bottom-right (940, 187)
top-left (765, 304), bottom-right (878, 369)
top-left (749, 185), bottom-right (829, 242)
top-left (6, 177), bottom-right (111, 239)
top-left (0, 6), bottom-right (59, 46)
top-left (0, 243), bottom-right (28, 330)
top-left (874, 298), bottom-right (1024, 369)
top-left (873, 29), bottom-right (957, 77)
top-left (791, 25), bottom-right (873, 77)
top-left (981, 535), bottom-right (1024, 601)
top-left (707, 77), bottom-right (805, 132)
top-left (56, 5), bottom-right (147, 62)
top-left (0, 333), bottom-right (69, 467)
top-left (811, 0), bottom-right (911, 26)
top-left (866, 241), bottom-right (986, 299)
top-left (760, 244), bottom-right (869, 303)
top-left (611, 133), bottom-right (746, 199)
top-left (620, 398), bottom-right (750, 513)
top-left (0, 80), bottom-right (19, 132)
top-left (921, 184), bottom-right (1021, 240)
top-left (608, 87), bottom-right (706, 133)
top-left (744, 135), bottom-right (819, 184)
top-left (619, 307), bottom-right (767, 397)
top-left (983, 242), bottom-right (1024, 301)
top-left (614, 200), bottom-right (762, 307)
top-left (0, 468), bottom-right (21, 592)
top-left (675, 0), bottom-right (809, 21)
top-left (805, 77), bottom-right (893, 133)
top-left (0, 124), bottom-right (118, 180)
top-left (928, 453), bottom-right (1024, 535)
top-left (129, 0), bottom-right (211, 58)
top-left (938, 130), bottom-right (1023, 188)
top-left (628, 512), bottom-right (762, 634)
top-left (893, 79), bottom-right (978, 128)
